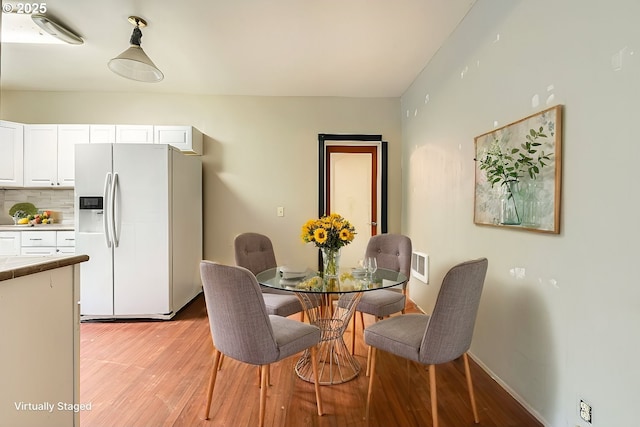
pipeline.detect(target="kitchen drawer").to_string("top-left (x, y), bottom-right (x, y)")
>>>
top-left (21, 247), bottom-right (57, 255)
top-left (56, 231), bottom-right (76, 247)
top-left (21, 231), bottom-right (56, 247)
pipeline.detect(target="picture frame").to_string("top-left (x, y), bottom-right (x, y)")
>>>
top-left (474, 105), bottom-right (562, 234)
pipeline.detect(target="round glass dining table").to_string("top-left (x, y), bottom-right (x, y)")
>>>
top-left (255, 267), bottom-right (408, 385)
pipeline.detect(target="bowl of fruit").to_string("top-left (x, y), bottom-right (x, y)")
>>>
top-left (10, 205), bottom-right (54, 226)
top-left (28, 211), bottom-right (53, 225)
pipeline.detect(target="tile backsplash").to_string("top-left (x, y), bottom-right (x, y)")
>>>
top-left (0, 189), bottom-right (74, 225)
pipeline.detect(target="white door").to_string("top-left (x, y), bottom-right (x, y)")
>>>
top-left (112, 144), bottom-right (170, 316)
top-left (324, 143), bottom-right (382, 270)
top-left (75, 143), bottom-right (115, 316)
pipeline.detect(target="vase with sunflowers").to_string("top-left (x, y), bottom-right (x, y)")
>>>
top-left (301, 213), bottom-right (356, 279)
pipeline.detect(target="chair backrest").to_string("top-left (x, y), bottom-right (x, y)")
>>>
top-left (365, 233), bottom-right (412, 280)
top-left (200, 261), bottom-right (280, 365)
top-left (234, 233), bottom-right (278, 275)
top-left (419, 258), bottom-right (488, 365)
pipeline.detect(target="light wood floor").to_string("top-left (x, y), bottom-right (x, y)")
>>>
top-left (80, 294), bottom-right (542, 427)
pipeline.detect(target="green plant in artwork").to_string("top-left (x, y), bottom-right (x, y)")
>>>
top-left (478, 126), bottom-right (554, 225)
top-left (479, 127), bottom-right (553, 189)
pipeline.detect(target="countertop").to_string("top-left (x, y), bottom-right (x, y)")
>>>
top-left (0, 254), bottom-right (89, 281)
top-left (0, 224), bottom-right (74, 231)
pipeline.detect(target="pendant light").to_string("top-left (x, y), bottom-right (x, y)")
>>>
top-left (108, 16), bottom-right (164, 83)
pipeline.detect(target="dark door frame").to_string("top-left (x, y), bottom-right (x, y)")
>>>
top-left (317, 133), bottom-right (388, 233)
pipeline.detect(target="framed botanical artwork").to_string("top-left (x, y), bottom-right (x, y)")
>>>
top-left (474, 105), bottom-right (562, 234)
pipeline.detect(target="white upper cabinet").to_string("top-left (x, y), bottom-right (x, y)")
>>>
top-left (24, 125), bottom-right (58, 187)
top-left (90, 125), bottom-right (116, 143)
top-left (115, 125), bottom-right (154, 143)
top-left (9, 122), bottom-right (201, 189)
top-left (24, 124), bottom-right (87, 187)
top-left (0, 120), bottom-right (24, 187)
top-left (154, 126), bottom-right (203, 155)
top-left (58, 125), bottom-right (89, 186)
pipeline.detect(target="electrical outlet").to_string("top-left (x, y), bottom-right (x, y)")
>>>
top-left (277, 207), bottom-right (284, 217)
top-left (580, 400), bottom-right (592, 423)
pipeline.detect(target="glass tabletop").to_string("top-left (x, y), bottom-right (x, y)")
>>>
top-left (255, 267), bottom-right (408, 294)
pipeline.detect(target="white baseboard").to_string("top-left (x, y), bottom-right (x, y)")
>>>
top-left (468, 352), bottom-right (551, 427)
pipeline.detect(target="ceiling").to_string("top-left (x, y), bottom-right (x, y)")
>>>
top-left (0, 0), bottom-right (475, 98)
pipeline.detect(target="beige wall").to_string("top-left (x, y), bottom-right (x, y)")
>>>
top-left (1, 92), bottom-right (401, 268)
top-left (401, 1), bottom-right (640, 426)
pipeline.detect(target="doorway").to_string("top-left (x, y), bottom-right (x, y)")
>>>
top-left (318, 134), bottom-right (388, 269)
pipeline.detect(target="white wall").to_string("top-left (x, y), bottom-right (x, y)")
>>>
top-left (401, 0), bottom-right (640, 426)
top-left (1, 92), bottom-right (402, 268)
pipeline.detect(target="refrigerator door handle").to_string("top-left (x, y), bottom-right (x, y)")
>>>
top-left (111, 172), bottom-right (120, 248)
top-left (103, 172), bottom-right (112, 248)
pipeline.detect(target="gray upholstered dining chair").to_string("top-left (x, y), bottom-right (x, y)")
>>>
top-left (200, 261), bottom-right (323, 427)
top-left (234, 232), bottom-right (304, 320)
top-left (342, 233), bottom-right (412, 356)
top-left (364, 258), bottom-right (488, 427)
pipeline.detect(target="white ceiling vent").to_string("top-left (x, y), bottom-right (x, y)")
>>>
top-left (411, 251), bottom-right (429, 284)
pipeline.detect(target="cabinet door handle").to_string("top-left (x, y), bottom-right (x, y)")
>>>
top-left (29, 238), bottom-right (43, 241)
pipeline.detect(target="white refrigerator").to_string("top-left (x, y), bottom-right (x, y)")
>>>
top-left (75, 143), bottom-right (202, 320)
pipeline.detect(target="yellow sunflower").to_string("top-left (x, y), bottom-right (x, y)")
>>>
top-left (314, 228), bottom-right (328, 244)
top-left (300, 213), bottom-right (356, 249)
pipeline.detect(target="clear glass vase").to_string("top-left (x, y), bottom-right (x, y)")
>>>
top-left (500, 181), bottom-right (522, 225)
top-left (321, 247), bottom-right (341, 278)
top-left (521, 181), bottom-right (541, 228)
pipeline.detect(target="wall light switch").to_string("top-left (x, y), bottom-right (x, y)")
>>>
top-left (277, 207), bottom-right (284, 217)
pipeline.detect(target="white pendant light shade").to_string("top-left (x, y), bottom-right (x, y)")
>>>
top-left (108, 45), bottom-right (164, 82)
top-left (108, 16), bottom-right (163, 83)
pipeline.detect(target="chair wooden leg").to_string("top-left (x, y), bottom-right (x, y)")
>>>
top-left (218, 354), bottom-right (224, 370)
top-left (310, 346), bottom-right (323, 416)
top-left (259, 364), bottom-right (269, 427)
top-left (402, 289), bottom-right (407, 314)
top-left (365, 316), bottom-right (379, 376)
top-left (257, 365), bottom-right (271, 387)
top-left (463, 353), bottom-right (480, 423)
top-left (365, 346), bottom-right (377, 420)
top-left (204, 349), bottom-right (222, 420)
top-left (429, 364), bottom-right (439, 427)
